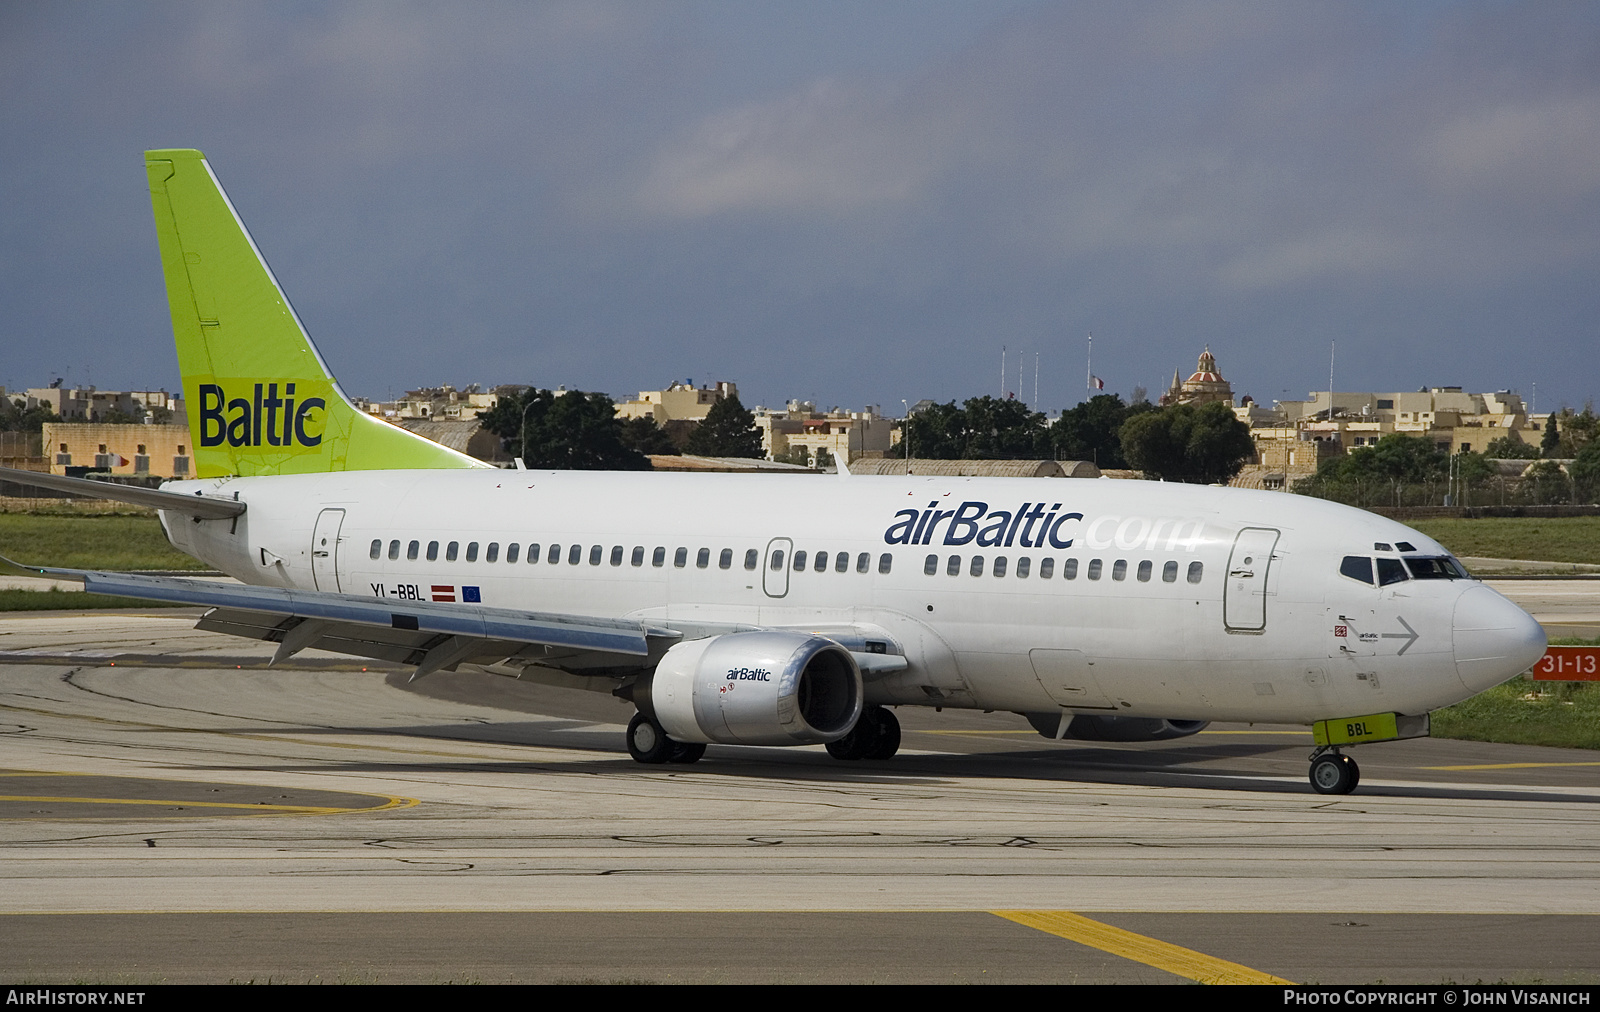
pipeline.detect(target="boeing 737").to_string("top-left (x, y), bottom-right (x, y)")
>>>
top-left (0, 150), bottom-right (1548, 795)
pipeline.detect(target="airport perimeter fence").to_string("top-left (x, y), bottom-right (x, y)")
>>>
top-left (1293, 474), bottom-right (1597, 510)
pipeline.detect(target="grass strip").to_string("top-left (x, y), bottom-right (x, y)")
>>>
top-left (0, 588), bottom-right (195, 612)
top-left (1408, 517), bottom-right (1600, 567)
top-left (1430, 637), bottom-right (1600, 751)
top-left (0, 514), bottom-right (207, 571)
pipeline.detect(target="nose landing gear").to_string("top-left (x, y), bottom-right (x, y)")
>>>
top-left (1309, 747), bottom-right (1360, 795)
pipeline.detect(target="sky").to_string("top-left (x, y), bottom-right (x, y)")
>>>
top-left (3, 1), bottom-right (1597, 417)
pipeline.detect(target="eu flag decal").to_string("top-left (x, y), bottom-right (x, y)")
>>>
top-left (462, 586), bottom-right (481, 603)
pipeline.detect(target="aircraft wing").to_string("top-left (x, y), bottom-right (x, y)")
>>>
top-left (0, 557), bottom-right (677, 679)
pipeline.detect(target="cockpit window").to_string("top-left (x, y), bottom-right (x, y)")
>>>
top-left (1373, 542), bottom-right (1393, 552)
top-left (1340, 556), bottom-right (1374, 585)
top-left (1405, 556), bottom-right (1466, 580)
top-left (1396, 541), bottom-right (1417, 553)
top-left (1376, 557), bottom-right (1409, 586)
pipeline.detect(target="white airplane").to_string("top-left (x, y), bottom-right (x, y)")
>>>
top-left (0, 150), bottom-right (1547, 795)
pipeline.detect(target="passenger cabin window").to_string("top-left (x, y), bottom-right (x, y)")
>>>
top-left (814, 551), bottom-right (827, 572)
top-left (1039, 558), bottom-right (1054, 579)
top-left (719, 548), bottom-right (733, 570)
top-left (568, 544), bottom-right (582, 565)
top-left (1087, 559), bottom-right (1102, 581)
top-left (834, 552), bottom-right (848, 573)
top-left (388, 540), bottom-right (400, 561)
top-left (369, 540), bottom-right (381, 560)
top-left (1163, 561), bottom-right (1178, 583)
top-left (465, 542), bottom-right (478, 563)
top-left (969, 556), bottom-right (984, 577)
top-left (696, 548), bottom-right (710, 569)
top-left (486, 543), bottom-right (499, 563)
top-left (1112, 560), bottom-right (1127, 581)
top-left (525, 543), bottom-right (540, 563)
top-left (745, 549), bottom-right (759, 570)
top-left (1187, 561), bottom-right (1204, 584)
top-left (947, 555), bottom-right (961, 576)
top-left (1016, 557), bottom-right (1030, 578)
top-left (856, 552), bottom-right (870, 573)
top-left (878, 553), bottom-right (892, 574)
top-left (611, 545), bottom-right (624, 566)
top-left (408, 540), bottom-right (420, 561)
top-left (1137, 560), bottom-right (1152, 582)
top-left (793, 550), bottom-right (808, 571)
top-left (1062, 559), bottom-right (1077, 580)
top-left (547, 544), bottom-right (561, 564)
top-left (674, 547), bottom-right (688, 568)
top-left (925, 554), bottom-right (938, 576)
top-left (589, 545), bottom-right (603, 565)
top-left (770, 550), bottom-right (785, 570)
top-left (1376, 557), bottom-right (1409, 586)
top-left (447, 542), bottom-right (459, 562)
top-left (632, 547), bottom-right (645, 567)
top-left (428, 541), bottom-right (439, 561)
top-left (993, 556), bottom-right (1007, 577)
top-left (506, 543), bottom-right (518, 563)
top-left (653, 547), bottom-right (666, 567)
top-left (1340, 556), bottom-right (1375, 585)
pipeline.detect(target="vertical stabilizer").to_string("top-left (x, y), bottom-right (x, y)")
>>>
top-left (145, 149), bottom-right (488, 477)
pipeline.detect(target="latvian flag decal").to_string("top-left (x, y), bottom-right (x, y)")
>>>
top-left (431, 585), bottom-right (455, 602)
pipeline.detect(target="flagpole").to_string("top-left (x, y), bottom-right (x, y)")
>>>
top-left (1086, 333), bottom-right (1092, 399)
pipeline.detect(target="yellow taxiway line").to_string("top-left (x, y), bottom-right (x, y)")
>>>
top-left (993, 909), bottom-right (1292, 984)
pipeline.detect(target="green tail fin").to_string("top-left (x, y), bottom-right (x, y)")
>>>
top-left (145, 149), bottom-right (488, 477)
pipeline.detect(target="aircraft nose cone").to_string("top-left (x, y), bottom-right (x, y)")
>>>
top-left (1453, 584), bottom-right (1547, 695)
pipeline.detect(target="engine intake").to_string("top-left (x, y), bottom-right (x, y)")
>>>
top-left (1022, 713), bottom-right (1209, 742)
top-left (643, 632), bottom-right (863, 746)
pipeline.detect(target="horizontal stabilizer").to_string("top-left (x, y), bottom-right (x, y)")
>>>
top-left (0, 466), bottom-right (245, 520)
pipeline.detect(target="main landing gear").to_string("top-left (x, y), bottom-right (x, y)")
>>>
top-left (626, 712), bottom-right (705, 765)
top-left (826, 705), bottom-right (901, 761)
top-left (1308, 746), bottom-right (1360, 795)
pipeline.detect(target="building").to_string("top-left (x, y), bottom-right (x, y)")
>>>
top-left (24, 384), bottom-right (183, 423)
top-left (42, 423), bottom-right (194, 478)
top-left (1159, 347), bottom-right (1234, 407)
top-left (616, 381), bottom-right (739, 425)
top-left (754, 401), bottom-right (893, 465)
top-left (367, 383), bottom-right (508, 421)
top-left (1276, 387), bottom-right (1539, 456)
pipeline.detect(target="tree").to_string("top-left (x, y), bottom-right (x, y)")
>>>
top-left (1542, 413), bottom-right (1562, 457)
top-left (1051, 394), bottom-right (1154, 468)
top-left (890, 396), bottom-right (1049, 459)
top-left (1571, 440), bottom-right (1600, 503)
top-left (0, 398), bottom-right (59, 433)
top-left (618, 416), bottom-right (679, 456)
top-left (478, 388), bottom-right (650, 470)
top-left (685, 393), bottom-right (763, 458)
top-left (1118, 401), bottom-right (1254, 484)
top-left (1550, 406), bottom-right (1598, 458)
top-left (1485, 434), bottom-right (1539, 459)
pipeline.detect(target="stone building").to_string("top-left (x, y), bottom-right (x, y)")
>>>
top-left (1159, 347), bottom-right (1234, 407)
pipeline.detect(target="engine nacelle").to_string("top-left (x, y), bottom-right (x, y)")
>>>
top-left (643, 632), bottom-right (863, 746)
top-left (1022, 712), bottom-right (1209, 742)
